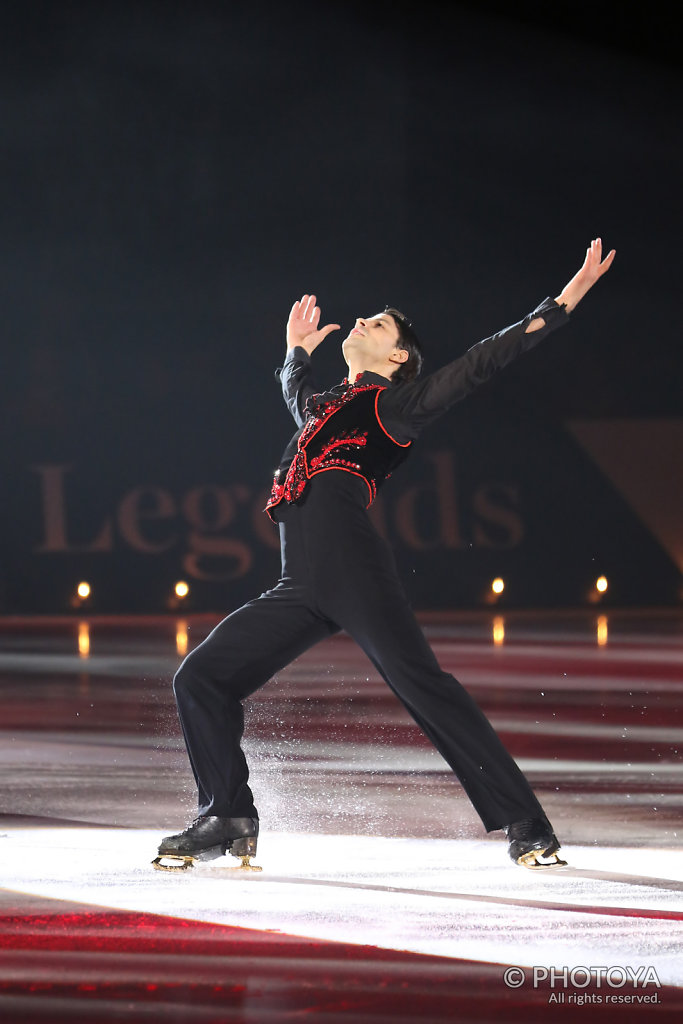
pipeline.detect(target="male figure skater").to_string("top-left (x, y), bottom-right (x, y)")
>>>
top-left (155, 239), bottom-right (615, 872)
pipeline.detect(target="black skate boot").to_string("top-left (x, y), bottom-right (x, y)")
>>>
top-left (152, 816), bottom-right (261, 872)
top-left (505, 817), bottom-right (567, 869)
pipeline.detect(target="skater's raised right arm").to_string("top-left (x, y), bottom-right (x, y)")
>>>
top-left (276, 294), bottom-right (340, 428)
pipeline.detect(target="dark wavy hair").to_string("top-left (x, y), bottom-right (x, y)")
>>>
top-left (384, 307), bottom-right (423, 383)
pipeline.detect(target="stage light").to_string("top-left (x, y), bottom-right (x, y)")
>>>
top-left (78, 621), bottom-right (90, 658)
top-left (597, 615), bottom-right (608, 647)
top-left (176, 619), bottom-right (189, 657)
top-left (175, 581), bottom-right (189, 599)
top-left (491, 577), bottom-right (505, 595)
top-left (492, 616), bottom-right (505, 646)
top-left (77, 581), bottom-right (91, 600)
top-left (596, 576), bottom-right (608, 593)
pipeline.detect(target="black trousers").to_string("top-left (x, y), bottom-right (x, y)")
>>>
top-left (173, 473), bottom-right (546, 832)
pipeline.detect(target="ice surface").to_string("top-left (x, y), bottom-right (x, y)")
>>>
top-left (1, 612), bottom-right (681, 1014)
top-left (2, 827), bottom-right (683, 985)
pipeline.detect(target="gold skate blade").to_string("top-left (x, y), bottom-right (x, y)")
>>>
top-left (152, 854), bottom-right (195, 872)
top-left (517, 850), bottom-right (568, 870)
top-left (227, 855), bottom-right (262, 872)
top-left (152, 853), bottom-right (262, 873)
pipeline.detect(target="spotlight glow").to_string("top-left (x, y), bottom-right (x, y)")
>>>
top-left (492, 616), bottom-right (505, 646)
top-left (176, 619), bottom-right (188, 657)
top-left (174, 581), bottom-right (189, 599)
top-left (597, 614), bottom-right (608, 647)
top-left (596, 576), bottom-right (608, 593)
top-left (77, 582), bottom-right (91, 600)
top-left (491, 578), bottom-right (505, 595)
top-left (78, 622), bottom-right (90, 658)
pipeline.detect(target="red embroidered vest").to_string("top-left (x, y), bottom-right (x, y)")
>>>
top-left (266, 384), bottom-right (411, 521)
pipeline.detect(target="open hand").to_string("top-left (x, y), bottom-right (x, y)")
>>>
top-left (287, 294), bottom-right (340, 355)
top-left (555, 238), bottom-right (616, 313)
top-left (578, 238), bottom-right (616, 286)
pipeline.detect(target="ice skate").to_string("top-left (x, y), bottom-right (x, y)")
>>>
top-left (505, 817), bottom-right (567, 869)
top-left (152, 815), bottom-right (261, 872)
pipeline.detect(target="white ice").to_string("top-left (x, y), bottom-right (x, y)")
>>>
top-left (2, 827), bottom-right (682, 986)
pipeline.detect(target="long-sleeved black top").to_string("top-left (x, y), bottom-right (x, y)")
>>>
top-left (274, 297), bottom-right (569, 474)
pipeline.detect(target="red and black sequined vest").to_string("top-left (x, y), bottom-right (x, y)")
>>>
top-left (266, 383), bottom-right (411, 521)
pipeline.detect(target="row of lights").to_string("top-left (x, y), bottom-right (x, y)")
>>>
top-left (75, 612), bottom-right (611, 660)
top-left (487, 576), bottom-right (609, 603)
top-left (72, 576), bottom-right (612, 608)
top-left (490, 613), bottom-right (609, 647)
top-left (73, 580), bottom-right (190, 607)
top-left (77, 619), bottom-right (191, 659)
top-left (489, 576), bottom-right (608, 595)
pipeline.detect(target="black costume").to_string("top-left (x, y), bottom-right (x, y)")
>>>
top-left (173, 297), bottom-right (569, 834)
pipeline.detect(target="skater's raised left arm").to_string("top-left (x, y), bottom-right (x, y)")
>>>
top-left (381, 239), bottom-right (616, 438)
top-left (526, 238), bottom-right (616, 330)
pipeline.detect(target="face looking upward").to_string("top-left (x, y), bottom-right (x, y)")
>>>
top-left (341, 312), bottom-right (408, 378)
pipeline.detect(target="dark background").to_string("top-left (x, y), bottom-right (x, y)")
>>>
top-left (1, 0), bottom-right (681, 613)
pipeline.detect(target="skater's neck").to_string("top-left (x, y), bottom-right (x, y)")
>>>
top-left (344, 358), bottom-right (393, 384)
